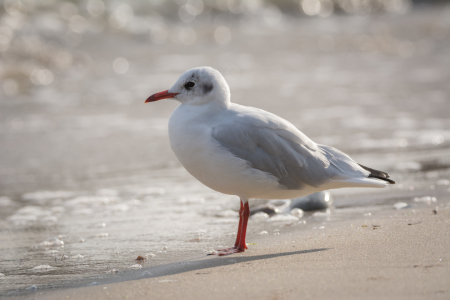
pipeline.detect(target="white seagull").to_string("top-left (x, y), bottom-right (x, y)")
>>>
top-left (145, 67), bottom-right (395, 256)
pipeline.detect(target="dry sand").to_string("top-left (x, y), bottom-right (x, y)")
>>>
top-left (11, 206), bottom-right (449, 300)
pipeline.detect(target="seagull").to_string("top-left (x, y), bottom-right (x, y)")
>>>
top-left (145, 66), bottom-right (395, 256)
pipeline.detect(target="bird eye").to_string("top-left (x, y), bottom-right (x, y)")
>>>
top-left (184, 81), bottom-right (195, 89)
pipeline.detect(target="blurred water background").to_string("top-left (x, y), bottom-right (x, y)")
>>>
top-left (0, 0), bottom-right (450, 295)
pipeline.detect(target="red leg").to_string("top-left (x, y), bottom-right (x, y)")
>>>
top-left (234, 201), bottom-right (244, 247)
top-left (236, 201), bottom-right (250, 251)
top-left (212, 200), bottom-right (250, 256)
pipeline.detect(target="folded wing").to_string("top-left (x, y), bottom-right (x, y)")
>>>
top-left (212, 106), bottom-right (372, 190)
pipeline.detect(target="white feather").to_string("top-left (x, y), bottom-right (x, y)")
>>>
top-left (164, 67), bottom-right (392, 200)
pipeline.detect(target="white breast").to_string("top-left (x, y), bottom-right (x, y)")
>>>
top-left (168, 104), bottom-right (319, 200)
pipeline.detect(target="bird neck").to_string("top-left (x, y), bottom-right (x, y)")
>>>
top-left (183, 96), bottom-right (231, 113)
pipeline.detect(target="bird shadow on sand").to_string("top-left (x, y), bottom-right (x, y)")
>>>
top-left (137, 248), bottom-right (330, 280)
top-left (7, 248), bottom-right (329, 297)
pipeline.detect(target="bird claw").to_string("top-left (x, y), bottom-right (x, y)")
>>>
top-left (208, 246), bottom-right (246, 256)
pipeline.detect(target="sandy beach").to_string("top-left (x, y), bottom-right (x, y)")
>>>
top-left (7, 205), bottom-right (449, 300)
top-left (1, 1), bottom-right (449, 299)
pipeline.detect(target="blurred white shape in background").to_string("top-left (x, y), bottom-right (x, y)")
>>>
top-left (301, 0), bottom-right (321, 16)
top-left (263, 5), bottom-right (282, 26)
top-left (54, 51), bottom-right (73, 69)
top-left (4, 0), bottom-right (35, 15)
top-left (384, 0), bottom-right (411, 14)
top-left (87, 0), bottom-right (105, 17)
top-left (432, 135), bottom-right (444, 145)
top-left (179, 4), bottom-right (197, 22)
top-left (214, 26), bottom-right (231, 44)
top-left (109, 4), bottom-right (134, 29)
top-left (318, 0), bottom-right (334, 17)
top-left (30, 69), bottom-right (54, 85)
top-left (244, 0), bottom-right (263, 12)
top-left (190, 0), bottom-right (204, 15)
top-left (228, 0), bottom-right (245, 14)
top-left (178, 0), bottom-right (204, 23)
top-left (398, 138), bottom-right (408, 147)
top-left (301, 0), bottom-right (334, 17)
top-left (113, 57), bottom-right (129, 75)
top-left (69, 15), bottom-right (87, 33)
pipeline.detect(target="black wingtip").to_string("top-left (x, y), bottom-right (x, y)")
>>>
top-left (368, 174), bottom-right (396, 184)
top-left (359, 163), bottom-right (396, 184)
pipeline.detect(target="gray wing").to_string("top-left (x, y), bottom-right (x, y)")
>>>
top-left (212, 106), bottom-right (366, 190)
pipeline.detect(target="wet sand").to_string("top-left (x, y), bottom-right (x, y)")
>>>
top-left (1, 1), bottom-right (450, 297)
top-left (10, 206), bottom-right (449, 300)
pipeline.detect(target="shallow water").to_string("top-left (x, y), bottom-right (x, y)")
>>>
top-left (1, 1), bottom-right (450, 295)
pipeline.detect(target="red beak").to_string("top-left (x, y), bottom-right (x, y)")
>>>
top-left (145, 90), bottom-right (179, 103)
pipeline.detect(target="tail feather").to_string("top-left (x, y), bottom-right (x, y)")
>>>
top-left (358, 164), bottom-right (395, 184)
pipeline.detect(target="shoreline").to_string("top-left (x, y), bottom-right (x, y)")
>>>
top-left (6, 204), bottom-right (449, 300)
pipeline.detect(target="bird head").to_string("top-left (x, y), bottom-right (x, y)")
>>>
top-left (145, 67), bottom-right (230, 106)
